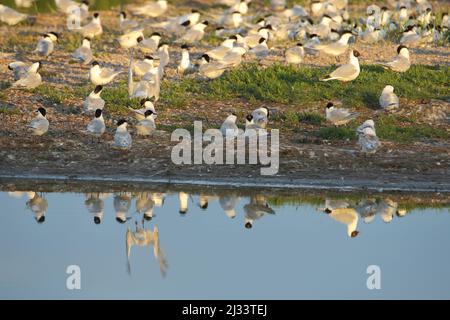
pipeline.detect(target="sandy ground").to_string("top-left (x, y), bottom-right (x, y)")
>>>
top-left (0, 2), bottom-right (449, 191)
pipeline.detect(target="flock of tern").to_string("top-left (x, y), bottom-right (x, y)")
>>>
top-left (2, 0), bottom-right (449, 155)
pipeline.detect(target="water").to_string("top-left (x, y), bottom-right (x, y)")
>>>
top-left (0, 186), bottom-right (449, 299)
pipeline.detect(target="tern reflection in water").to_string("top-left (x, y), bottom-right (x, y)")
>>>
top-left (322, 197), bottom-right (407, 237)
top-left (243, 195), bottom-right (275, 229)
top-left (126, 222), bottom-right (168, 277)
top-left (26, 192), bottom-right (48, 224)
top-left (85, 192), bottom-right (110, 224)
top-left (114, 192), bottom-right (132, 224)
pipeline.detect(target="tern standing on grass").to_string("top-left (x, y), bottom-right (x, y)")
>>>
top-left (321, 50), bottom-right (361, 82)
top-left (89, 61), bottom-right (121, 86)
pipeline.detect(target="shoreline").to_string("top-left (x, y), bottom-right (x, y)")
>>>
top-left (1, 172), bottom-right (449, 193)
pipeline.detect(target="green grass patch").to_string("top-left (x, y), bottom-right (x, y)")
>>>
top-left (297, 112), bottom-right (325, 125)
top-left (317, 126), bottom-right (356, 140)
top-left (161, 78), bottom-right (204, 108)
top-left (0, 104), bottom-right (20, 115)
top-left (59, 32), bottom-right (82, 52)
top-left (202, 64), bottom-right (449, 108)
top-left (315, 115), bottom-right (448, 142)
top-left (376, 115), bottom-right (449, 142)
top-left (34, 82), bottom-right (140, 115)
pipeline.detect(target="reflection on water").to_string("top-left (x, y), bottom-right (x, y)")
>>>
top-left (1, 187), bottom-right (449, 299)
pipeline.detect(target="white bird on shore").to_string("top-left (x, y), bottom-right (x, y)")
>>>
top-left (128, 0), bottom-right (168, 18)
top-left (360, 26), bottom-right (386, 44)
top-left (27, 107), bottom-right (49, 136)
top-left (65, 0), bottom-right (89, 22)
top-left (89, 61), bottom-right (121, 86)
top-left (0, 4), bottom-right (27, 25)
top-left (72, 38), bottom-right (93, 64)
top-left (136, 110), bottom-right (157, 136)
top-left (177, 44), bottom-right (193, 74)
top-left (150, 9), bottom-right (201, 34)
top-left (83, 85), bottom-right (105, 113)
top-left (118, 28), bottom-right (144, 49)
top-left (55, 0), bottom-right (79, 13)
top-left (206, 36), bottom-right (237, 60)
top-left (199, 54), bottom-right (227, 79)
top-left (244, 114), bottom-right (264, 138)
top-left (320, 49), bottom-right (361, 82)
top-left (378, 45), bottom-right (410, 72)
top-left (86, 108), bottom-right (105, 139)
top-left (379, 85), bottom-right (399, 110)
top-left (249, 37), bottom-right (270, 58)
top-left (127, 63), bottom-right (157, 100)
top-left (8, 61), bottom-right (29, 81)
top-left (132, 56), bottom-right (155, 78)
top-left (119, 11), bottom-right (139, 31)
top-left (34, 32), bottom-right (58, 57)
top-left (324, 207), bottom-right (360, 238)
top-left (129, 98), bottom-right (157, 121)
top-left (400, 25), bottom-right (422, 46)
top-left (137, 33), bottom-right (162, 53)
top-left (220, 113), bottom-right (239, 138)
top-left (313, 31), bottom-right (353, 58)
top-left (357, 119), bottom-right (380, 154)
top-left (180, 20), bottom-right (209, 43)
top-left (218, 46), bottom-right (247, 67)
top-left (15, 0), bottom-right (35, 8)
top-left (285, 43), bottom-right (305, 66)
top-left (113, 119), bottom-right (132, 150)
top-left (243, 25), bottom-right (273, 49)
top-left (270, 0), bottom-right (286, 11)
top-left (307, 15), bottom-right (333, 39)
top-left (252, 107), bottom-right (269, 129)
top-left (325, 102), bottom-right (359, 126)
top-left (12, 61), bottom-right (42, 89)
top-left (156, 43), bottom-right (170, 69)
top-left (79, 12), bottom-right (103, 39)
top-left (218, 11), bottom-right (242, 28)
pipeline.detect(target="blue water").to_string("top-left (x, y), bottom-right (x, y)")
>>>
top-left (0, 190), bottom-right (449, 299)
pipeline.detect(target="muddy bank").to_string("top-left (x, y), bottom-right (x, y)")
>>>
top-left (0, 142), bottom-right (450, 192)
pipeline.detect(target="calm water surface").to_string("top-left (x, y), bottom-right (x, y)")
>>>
top-left (0, 188), bottom-right (449, 299)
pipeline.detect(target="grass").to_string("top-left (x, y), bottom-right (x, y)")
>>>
top-left (59, 33), bottom-right (83, 52)
top-left (376, 115), bottom-right (449, 142)
top-left (33, 81), bottom-right (140, 114)
top-left (267, 193), bottom-right (450, 211)
top-left (0, 103), bottom-right (20, 115)
top-left (297, 112), bottom-right (325, 125)
top-left (30, 63), bottom-right (449, 143)
top-left (315, 115), bottom-right (449, 142)
top-left (203, 64), bottom-right (450, 107)
top-left (317, 126), bottom-right (356, 140)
